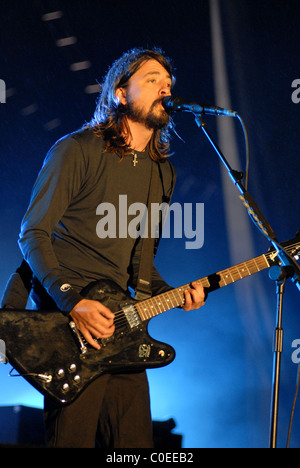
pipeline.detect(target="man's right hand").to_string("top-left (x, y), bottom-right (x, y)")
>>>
top-left (70, 299), bottom-right (115, 350)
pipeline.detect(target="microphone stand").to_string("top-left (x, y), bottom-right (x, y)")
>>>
top-left (193, 113), bottom-right (300, 448)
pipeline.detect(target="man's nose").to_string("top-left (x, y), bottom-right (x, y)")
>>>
top-left (159, 83), bottom-right (171, 96)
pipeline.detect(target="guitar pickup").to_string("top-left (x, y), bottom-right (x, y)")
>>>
top-left (122, 304), bottom-right (141, 329)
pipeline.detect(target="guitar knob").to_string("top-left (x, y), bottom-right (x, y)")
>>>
top-left (62, 383), bottom-right (70, 393)
top-left (69, 363), bottom-right (77, 373)
top-left (73, 375), bottom-right (81, 383)
top-left (57, 369), bottom-right (65, 378)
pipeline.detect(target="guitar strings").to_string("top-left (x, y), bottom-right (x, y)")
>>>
top-left (108, 290), bottom-right (184, 330)
top-left (88, 242), bottom-right (300, 346)
top-left (110, 242), bottom-right (300, 330)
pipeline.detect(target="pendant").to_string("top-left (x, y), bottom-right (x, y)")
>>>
top-left (132, 153), bottom-right (138, 167)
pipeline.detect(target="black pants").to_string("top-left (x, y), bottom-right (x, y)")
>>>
top-left (44, 371), bottom-right (154, 448)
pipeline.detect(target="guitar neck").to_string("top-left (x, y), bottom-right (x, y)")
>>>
top-left (135, 252), bottom-right (271, 322)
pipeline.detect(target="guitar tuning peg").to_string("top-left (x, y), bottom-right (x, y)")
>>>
top-left (291, 246), bottom-right (300, 261)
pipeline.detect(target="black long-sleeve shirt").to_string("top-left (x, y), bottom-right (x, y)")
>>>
top-left (18, 128), bottom-right (176, 313)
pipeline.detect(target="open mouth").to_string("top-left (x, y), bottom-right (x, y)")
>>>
top-left (152, 98), bottom-right (165, 110)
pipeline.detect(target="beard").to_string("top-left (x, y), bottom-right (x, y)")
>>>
top-left (124, 98), bottom-right (170, 130)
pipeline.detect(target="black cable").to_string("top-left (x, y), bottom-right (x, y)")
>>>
top-left (236, 113), bottom-right (250, 191)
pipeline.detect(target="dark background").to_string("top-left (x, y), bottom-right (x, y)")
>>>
top-left (0, 0), bottom-right (299, 448)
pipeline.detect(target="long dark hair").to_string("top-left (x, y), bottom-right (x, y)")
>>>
top-left (87, 47), bottom-right (176, 161)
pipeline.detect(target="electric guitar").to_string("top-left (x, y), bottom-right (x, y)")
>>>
top-left (0, 233), bottom-right (299, 405)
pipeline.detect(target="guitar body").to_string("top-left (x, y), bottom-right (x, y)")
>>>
top-left (0, 280), bottom-right (175, 405)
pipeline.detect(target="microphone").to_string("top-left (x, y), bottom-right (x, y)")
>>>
top-left (162, 95), bottom-right (237, 117)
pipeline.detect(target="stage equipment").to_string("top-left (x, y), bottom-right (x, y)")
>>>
top-left (163, 97), bottom-right (300, 448)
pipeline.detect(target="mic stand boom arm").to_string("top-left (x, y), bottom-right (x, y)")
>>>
top-left (193, 113), bottom-right (300, 289)
top-left (193, 112), bottom-right (300, 449)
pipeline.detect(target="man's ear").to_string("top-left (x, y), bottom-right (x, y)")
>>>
top-left (115, 87), bottom-right (127, 105)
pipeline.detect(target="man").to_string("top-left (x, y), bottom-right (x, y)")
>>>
top-left (10, 48), bottom-right (206, 447)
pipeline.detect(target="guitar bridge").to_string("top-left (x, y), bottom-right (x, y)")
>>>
top-left (69, 321), bottom-right (88, 355)
top-left (122, 304), bottom-right (141, 329)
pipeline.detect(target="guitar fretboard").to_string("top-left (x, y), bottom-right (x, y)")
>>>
top-left (135, 241), bottom-right (299, 322)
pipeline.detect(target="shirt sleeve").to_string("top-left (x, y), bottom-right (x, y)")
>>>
top-left (18, 135), bottom-right (86, 313)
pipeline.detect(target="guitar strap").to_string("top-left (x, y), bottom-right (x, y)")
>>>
top-left (135, 161), bottom-right (160, 301)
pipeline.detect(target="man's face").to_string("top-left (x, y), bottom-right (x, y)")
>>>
top-left (118, 59), bottom-right (172, 130)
